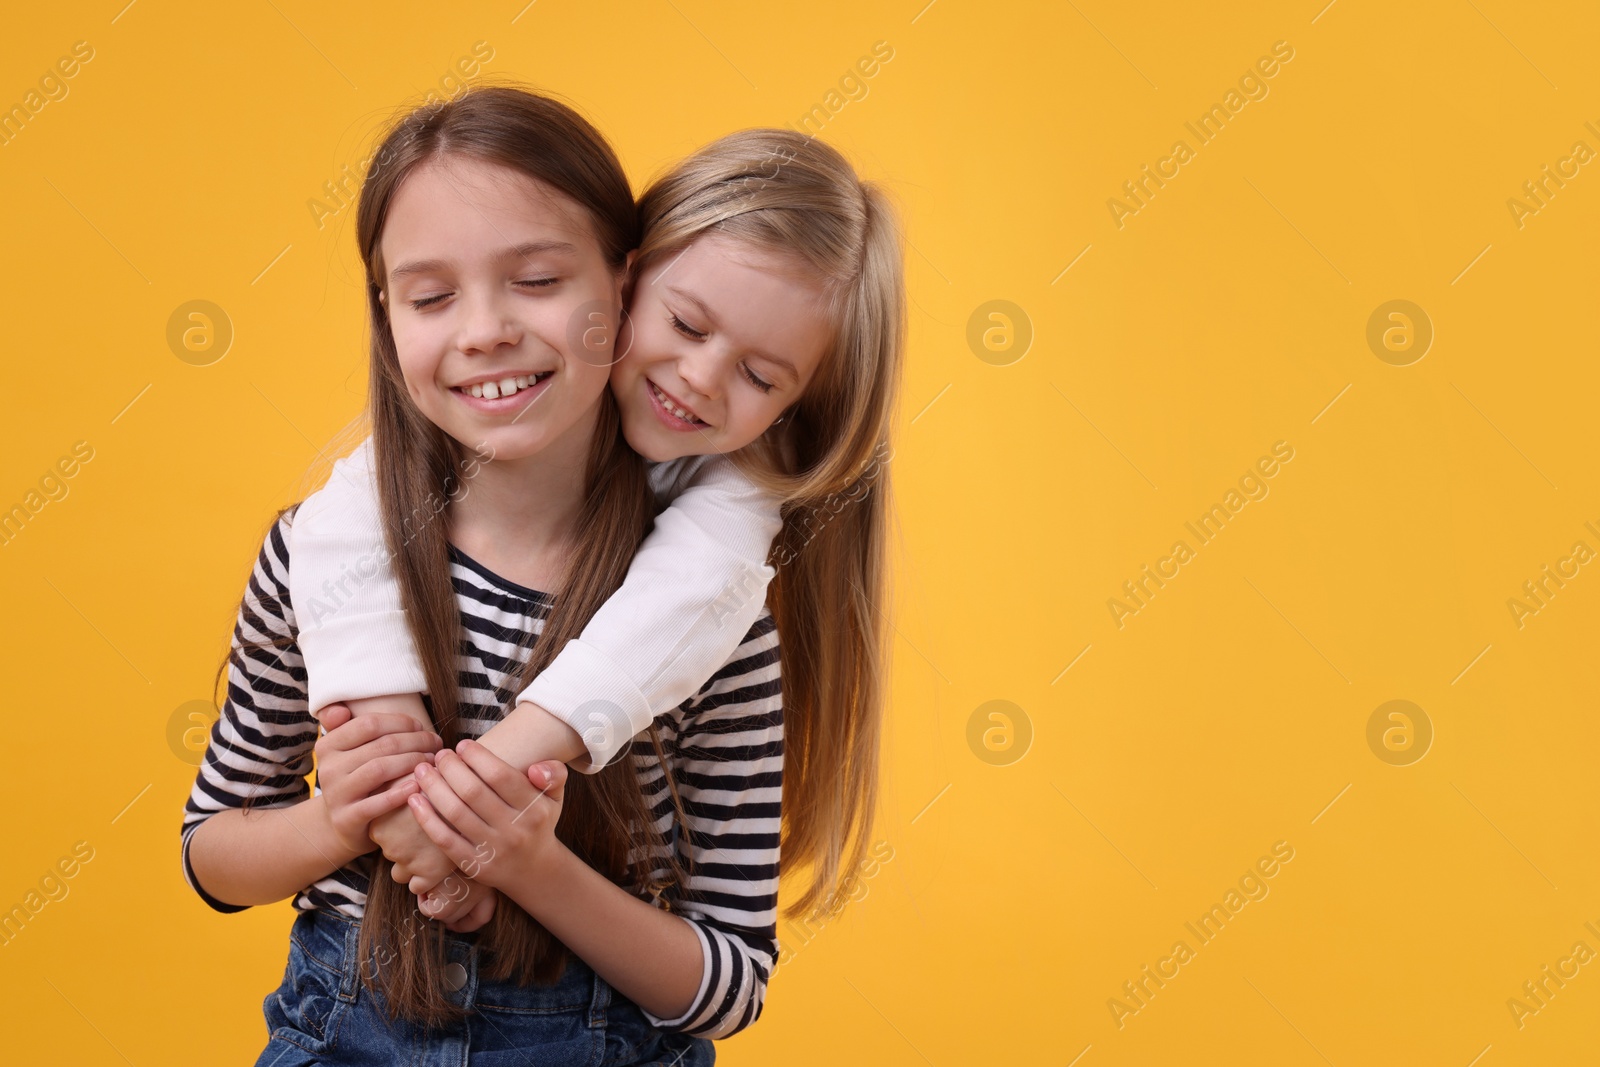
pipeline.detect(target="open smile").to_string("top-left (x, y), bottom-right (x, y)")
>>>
top-left (451, 371), bottom-right (554, 412)
top-left (646, 379), bottom-right (709, 431)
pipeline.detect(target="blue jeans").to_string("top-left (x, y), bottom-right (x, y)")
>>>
top-left (253, 907), bottom-right (714, 1066)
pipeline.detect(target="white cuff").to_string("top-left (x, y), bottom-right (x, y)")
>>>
top-left (518, 639), bottom-right (651, 774)
top-left (299, 608), bottom-right (428, 712)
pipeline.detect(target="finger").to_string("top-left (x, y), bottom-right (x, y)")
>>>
top-left (355, 730), bottom-right (445, 761)
top-left (420, 877), bottom-right (475, 924)
top-left (447, 890), bottom-right (496, 932)
top-left (350, 752), bottom-right (439, 796)
top-left (321, 714), bottom-right (439, 752)
top-left (407, 862), bottom-right (461, 898)
top-left (454, 738), bottom-right (537, 810)
top-left (430, 748), bottom-right (514, 824)
top-left (316, 704), bottom-right (353, 730)
top-left (527, 760), bottom-right (569, 804)
top-left (435, 894), bottom-right (477, 929)
top-left (413, 762), bottom-right (496, 845)
top-left (417, 891), bottom-right (452, 919)
top-left (414, 871), bottom-right (469, 904)
top-left (406, 791), bottom-right (478, 870)
top-left (351, 776), bottom-right (420, 825)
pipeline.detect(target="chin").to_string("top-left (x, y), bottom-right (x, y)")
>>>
top-left (622, 425), bottom-right (677, 464)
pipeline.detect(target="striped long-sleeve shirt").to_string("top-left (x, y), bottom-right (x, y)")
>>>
top-left (180, 508), bottom-right (784, 1039)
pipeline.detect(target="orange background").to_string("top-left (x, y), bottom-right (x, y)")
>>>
top-left (1, 1), bottom-right (1597, 1063)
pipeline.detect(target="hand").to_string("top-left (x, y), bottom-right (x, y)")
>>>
top-left (420, 876), bottom-right (499, 932)
top-left (408, 738), bottom-right (569, 896)
top-left (367, 802), bottom-right (506, 929)
top-left (369, 806), bottom-right (456, 892)
top-left (313, 703), bottom-right (442, 858)
top-left (319, 707), bottom-right (494, 931)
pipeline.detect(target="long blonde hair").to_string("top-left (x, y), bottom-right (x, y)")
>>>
top-left (635, 129), bottom-right (906, 920)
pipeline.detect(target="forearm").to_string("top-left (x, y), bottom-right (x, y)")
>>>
top-left (354, 696), bottom-right (581, 901)
top-left (505, 844), bottom-right (703, 1022)
top-left (474, 700), bottom-right (586, 773)
top-left (347, 695), bottom-right (442, 870)
top-left (341, 692), bottom-right (582, 775)
top-left (344, 693), bottom-right (434, 731)
top-left (188, 795), bottom-right (364, 908)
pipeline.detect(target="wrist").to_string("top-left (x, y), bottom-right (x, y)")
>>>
top-left (305, 794), bottom-right (369, 868)
top-left (476, 701), bottom-right (587, 772)
top-left (497, 839), bottom-right (577, 917)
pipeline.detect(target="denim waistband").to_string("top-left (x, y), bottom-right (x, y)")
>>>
top-left (295, 906), bottom-right (610, 1026)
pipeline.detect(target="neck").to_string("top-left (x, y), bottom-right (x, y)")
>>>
top-left (447, 403), bottom-right (599, 590)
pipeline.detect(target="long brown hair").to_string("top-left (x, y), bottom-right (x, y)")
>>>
top-left (351, 85), bottom-right (680, 1027)
top-left (634, 130), bottom-right (906, 922)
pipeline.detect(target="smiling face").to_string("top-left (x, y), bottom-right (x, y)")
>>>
top-left (611, 232), bottom-right (835, 462)
top-left (378, 156), bottom-right (625, 466)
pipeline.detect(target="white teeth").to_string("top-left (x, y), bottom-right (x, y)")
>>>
top-left (651, 381), bottom-right (697, 422)
top-left (464, 374), bottom-right (548, 401)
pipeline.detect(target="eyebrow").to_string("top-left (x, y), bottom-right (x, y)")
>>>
top-left (388, 240), bottom-right (579, 281)
top-left (666, 286), bottom-right (801, 381)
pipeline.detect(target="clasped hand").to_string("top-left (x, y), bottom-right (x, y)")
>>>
top-left (316, 704), bottom-right (567, 932)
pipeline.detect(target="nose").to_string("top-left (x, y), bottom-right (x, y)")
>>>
top-left (456, 288), bottom-right (520, 355)
top-left (676, 347), bottom-right (724, 402)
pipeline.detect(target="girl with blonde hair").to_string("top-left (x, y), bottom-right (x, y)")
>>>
top-left (182, 82), bottom-right (904, 1061)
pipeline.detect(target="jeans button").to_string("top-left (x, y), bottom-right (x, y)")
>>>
top-left (443, 962), bottom-right (468, 992)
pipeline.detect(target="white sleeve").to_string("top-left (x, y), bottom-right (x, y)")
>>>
top-left (285, 436), bottom-right (426, 712)
top-left (519, 455), bottom-right (782, 773)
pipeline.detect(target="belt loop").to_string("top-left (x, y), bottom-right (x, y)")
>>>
top-left (451, 937), bottom-right (480, 1013)
top-left (338, 913), bottom-right (362, 1003)
top-left (587, 963), bottom-right (611, 1029)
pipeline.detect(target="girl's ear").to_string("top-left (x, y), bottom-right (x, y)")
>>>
top-left (617, 249), bottom-right (638, 308)
top-left (622, 248), bottom-right (639, 287)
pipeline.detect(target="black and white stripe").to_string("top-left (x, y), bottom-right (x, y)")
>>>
top-left (181, 507), bottom-right (783, 1039)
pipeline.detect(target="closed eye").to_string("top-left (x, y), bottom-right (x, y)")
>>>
top-left (407, 278), bottom-right (558, 310)
top-left (740, 363), bottom-right (774, 393)
top-left (669, 314), bottom-right (707, 341)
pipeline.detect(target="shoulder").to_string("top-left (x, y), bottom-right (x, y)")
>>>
top-left (286, 437), bottom-right (378, 533)
top-left (649, 455), bottom-right (772, 504)
top-left (261, 507), bottom-right (299, 583)
top-left (242, 507), bottom-right (300, 624)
